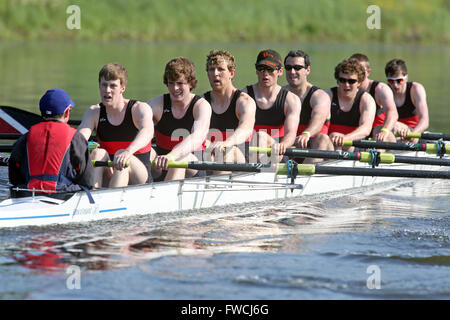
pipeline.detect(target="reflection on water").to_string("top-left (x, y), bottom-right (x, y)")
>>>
top-left (0, 180), bottom-right (448, 299)
top-left (4, 179), bottom-right (447, 274)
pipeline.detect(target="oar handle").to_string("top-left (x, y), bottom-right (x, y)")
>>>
top-left (92, 160), bottom-right (130, 167)
top-left (394, 131), bottom-right (450, 141)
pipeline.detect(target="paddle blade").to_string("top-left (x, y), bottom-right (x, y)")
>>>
top-left (0, 105), bottom-right (42, 134)
top-left (0, 106), bottom-right (81, 135)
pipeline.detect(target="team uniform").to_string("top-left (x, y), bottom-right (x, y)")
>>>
top-left (96, 99), bottom-right (153, 182)
top-left (368, 81), bottom-right (386, 128)
top-left (396, 82), bottom-right (419, 128)
top-left (154, 94), bottom-right (204, 155)
top-left (9, 120), bottom-right (95, 198)
top-left (246, 85), bottom-right (288, 139)
top-left (328, 87), bottom-right (365, 135)
top-left (296, 85), bottom-right (330, 136)
top-left (204, 89), bottom-right (250, 161)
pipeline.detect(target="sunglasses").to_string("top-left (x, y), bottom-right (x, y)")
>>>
top-left (386, 75), bottom-right (407, 85)
top-left (285, 64), bottom-right (306, 71)
top-left (255, 65), bottom-right (277, 73)
top-left (338, 77), bottom-right (358, 85)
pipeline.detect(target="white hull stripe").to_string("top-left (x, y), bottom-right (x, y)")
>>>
top-left (0, 207), bottom-right (127, 221)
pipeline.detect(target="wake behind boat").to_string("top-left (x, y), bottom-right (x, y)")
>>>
top-left (0, 151), bottom-right (447, 228)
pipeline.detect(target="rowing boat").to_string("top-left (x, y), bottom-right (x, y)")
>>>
top-left (0, 150), bottom-right (446, 228)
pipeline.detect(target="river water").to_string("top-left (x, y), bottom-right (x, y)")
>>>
top-left (0, 41), bottom-right (449, 301)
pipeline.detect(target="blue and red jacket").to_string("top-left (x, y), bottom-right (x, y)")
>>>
top-left (8, 120), bottom-right (95, 194)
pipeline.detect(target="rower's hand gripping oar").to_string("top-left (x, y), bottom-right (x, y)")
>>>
top-left (394, 131), bottom-right (450, 141)
top-left (160, 160), bottom-right (450, 179)
top-left (343, 139), bottom-right (449, 157)
top-left (250, 146), bottom-right (450, 167)
top-left (0, 156), bottom-right (128, 168)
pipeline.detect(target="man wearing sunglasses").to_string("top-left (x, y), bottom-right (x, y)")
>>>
top-left (283, 50), bottom-right (332, 162)
top-left (324, 59), bottom-right (376, 151)
top-left (243, 49), bottom-right (301, 162)
top-left (385, 59), bottom-right (429, 140)
top-left (350, 53), bottom-right (398, 143)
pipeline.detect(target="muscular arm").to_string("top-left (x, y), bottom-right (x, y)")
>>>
top-left (279, 92), bottom-right (301, 149)
top-left (223, 93), bottom-right (256, 148)
top-left (128, 101), bottom-right (154, 154)
top-left (77, 105), bottom-right (100, 141)
top-left (345, 92), bottom-right (376, 141)
top-left (376, 83), bottom-right (398, 131)
top-left (410, 82), bottom-right (429, 134)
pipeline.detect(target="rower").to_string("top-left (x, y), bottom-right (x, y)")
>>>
top-left (148, 56), bottom-right (212, 181)
top-left (322, 58), bottom-right (376, 151)
top-left (385, 58), bottom-right (429, 142)
top-left (8, 88), bottom-right (95, 198)
top-left (282, 49), bottom-right (332, 163)
top-left (243, 49), bottom-right (301, 163)
top-left (78, 63), bottom-right (154, 188)
top-left (350, 53), bottom-right (398, 142)
top-left (203, 49), bottom-right (256, 173)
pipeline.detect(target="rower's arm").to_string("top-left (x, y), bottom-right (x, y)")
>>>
top-left (410, 82), bottom-right (429, 134)
top-left (303, 89), bottom-right (331, 136)
top-left (224, 93), bottom-right (256, 148)
top-left (345, 92), bottom-right (376, 141)
top-left (77, 105), bottom-right (99, 141)
top-left (147, 95), bottom-right (164, 124)
top-left (127, 101), bottom-right (154, 155)
top-left (280, 92), bottom-right (301, 148)
top-left (170, 98), bottom-right (212, 159)
top-left (376, 83), bottom-right (398, 131)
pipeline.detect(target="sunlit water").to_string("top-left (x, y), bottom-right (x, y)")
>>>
top-left (0, 41), bottom-right (449, 300)
top-left (0, 174), bottom-right (448, 299)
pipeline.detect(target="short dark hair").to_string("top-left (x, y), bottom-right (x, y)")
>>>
top-left (284, 50), bottom-right (311, 67)
top-left (385, 59), bottom-right (408, 77)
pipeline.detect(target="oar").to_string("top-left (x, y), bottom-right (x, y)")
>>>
top-left (344, 139), bottom-right (449, 156)
top-left (162, 160), bottom-right (450, 179)
top-left (0, 134), bottom-right (22, 140)
top-left (0, 156), bottom-right (121, 167)
top-left (0, 105), bottom-right (81, 135)
top-left (0, 141), bottom-right (99, 153)
top-left (395, 131), bottom-right (450, 141)
top-left (250, 147), bottom-right (450, 167)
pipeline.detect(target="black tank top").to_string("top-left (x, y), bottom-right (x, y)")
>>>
top-left (96, 100), bottom-right (152, 183)
top-left (299, 85), bottom-right (320, 125)
top-left (397, 82), bottom-right (417, 118)
top-left (204, 89), bottom-right (242, 132)
top-left (329, 87), bottom-right (364, 133)
top-left (246, 85), bottom-right (288, 138)
top-left (154, 94), bottom-right (202, 154)
top-left (369, 81), bottom-right (383, 117)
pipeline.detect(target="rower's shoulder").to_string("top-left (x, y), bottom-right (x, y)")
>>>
top-left (361, 91), bottom-right (376, 107)
top-left (237, 91), bottom-right (255, 105)
top-left (147, 94), bottom-right (165, 109)
top-left (410, 81), bottom-right (426, 94)
top-left (310, 86), bottom-right (330, 100)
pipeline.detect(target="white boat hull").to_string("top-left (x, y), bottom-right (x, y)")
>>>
top-left (0, 155), bottom-right (445, 228)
